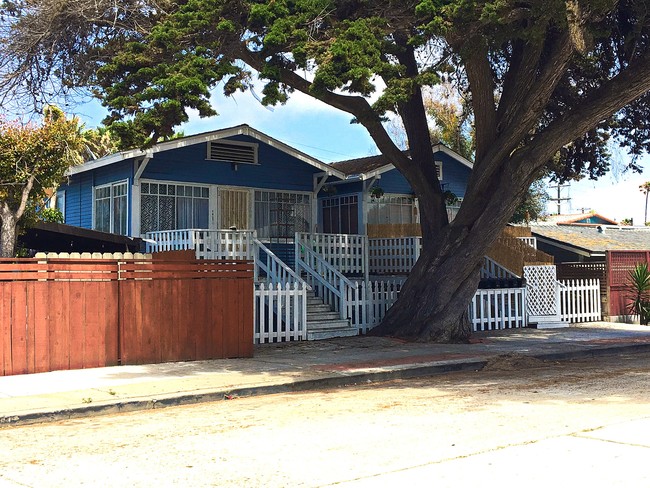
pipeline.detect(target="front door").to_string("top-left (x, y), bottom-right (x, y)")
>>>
top-left (219, 188), bottom-right (250, 230)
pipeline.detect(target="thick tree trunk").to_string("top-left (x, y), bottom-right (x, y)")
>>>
top-left (371, 243), bottom-right (480, 342)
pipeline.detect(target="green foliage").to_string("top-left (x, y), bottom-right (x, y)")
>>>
top-left (38, 207), bottom-right (64, 223)
top-left (0, 107), bottom-right (85, 255)
top-left (0, 107), bottom-right (84, 208)
top-left (627, 263), bottom-right (650, 325)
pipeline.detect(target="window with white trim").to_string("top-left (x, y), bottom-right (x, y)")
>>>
top-left (367, 195), bottom-right (417, 225)
top-left (321, 195), bottom-right (359, 234)
top-left (254, 190), bottom-right (311, 240)
top-left (55, 190), bottom-right (66, 220)
top-left (94, 181), bottom-right (128, 235)
top-left (140, 181), bottom-right (209, 233)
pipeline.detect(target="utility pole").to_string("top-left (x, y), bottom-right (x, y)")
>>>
top-left (548, 183), bottom-right (571, 215)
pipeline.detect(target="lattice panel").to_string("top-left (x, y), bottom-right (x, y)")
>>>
top-left (524, 265), bottom-right (558, 316)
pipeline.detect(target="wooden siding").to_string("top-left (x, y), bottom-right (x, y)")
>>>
top-left (435, 151), bottom-right (471, 198)
top-left (62, 160), bottom-right (133, 231)
top-left (0, 258), bottom-right (253, 376)
top-left (141, 134), bottom-right (320, 192)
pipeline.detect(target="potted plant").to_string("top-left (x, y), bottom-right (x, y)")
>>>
top-left (369, 186), bottom-right (384, 199)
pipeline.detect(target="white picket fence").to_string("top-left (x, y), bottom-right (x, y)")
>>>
top-left (345, 278), bottom-right (406, 333)
top-left (470, 287), bottom-right (527, 331)
top-left (340, 278), bottom-right (528, 334)
top-left (254, 282), bottom-right (308, 343)
top-left (558, 278), bottom-right (601, 323)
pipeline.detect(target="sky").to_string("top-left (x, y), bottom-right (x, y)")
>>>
top-left (71, 86), bottom-right (650, 226)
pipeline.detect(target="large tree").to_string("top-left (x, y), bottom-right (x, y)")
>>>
top-left (3, 0), bottom-right (650, 341)
top-left (0, 107), bottom-right (85, 257)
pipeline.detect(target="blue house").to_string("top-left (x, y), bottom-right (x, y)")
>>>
top-left (57, 124), bottom-right (472, 244)
top-left (55, 124), bottom-right (479, 342)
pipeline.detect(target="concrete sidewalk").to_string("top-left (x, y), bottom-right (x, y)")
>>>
top-left (2, 322), bottom-right (650, 427)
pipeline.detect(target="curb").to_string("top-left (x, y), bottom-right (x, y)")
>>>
top-left (2, 342), bottom-right (650, 428)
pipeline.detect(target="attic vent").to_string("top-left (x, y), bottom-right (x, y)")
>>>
top-left (435, 160), bottom-right (443, 180)
top-left (207, 141), bottom-right (258, 165)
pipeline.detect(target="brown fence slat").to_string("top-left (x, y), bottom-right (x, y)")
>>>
top-left (33, 283), bottom-right (50, 373)
top-left (0, 284), bottom-right (7, 376)
top-left (11, 282), bottom-right (28, 375)
top-left (68, 282), bottom-right (86, 371)
top-left (49, 281), bottom-right (69, 371)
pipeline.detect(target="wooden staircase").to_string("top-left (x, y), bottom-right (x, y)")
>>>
top-left (305, 290), bottom-right (357, 340)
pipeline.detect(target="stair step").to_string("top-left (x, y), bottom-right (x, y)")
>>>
top-left (307, 305), bottom-right (330, 312)
top-left (307, 311), bottom-right (340, 321)
top-left (307, 326), bottom-right (358, 340)
top-left (306, 319), bottom-right (351, 329)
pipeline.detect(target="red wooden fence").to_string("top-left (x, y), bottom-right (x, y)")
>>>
top-left (607, 251), bottom-right (650, 317)
top-left (0, 258), bottom-right (253, 376)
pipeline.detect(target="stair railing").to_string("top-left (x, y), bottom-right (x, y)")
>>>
top-left (295, 235), bottom-right (358, 320)
top-left (254, 238), bottom-right (310, 288)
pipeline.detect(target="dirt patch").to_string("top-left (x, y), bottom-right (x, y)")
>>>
top-left (482, 353), bottom-right (546, 371)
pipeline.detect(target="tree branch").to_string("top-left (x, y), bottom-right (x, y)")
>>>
top-left (463, 40), bottom-right (497, 162)
top-left (238, 47), bottom-right (409, 167)
top-left (522, 53), bottom-right (650, 175)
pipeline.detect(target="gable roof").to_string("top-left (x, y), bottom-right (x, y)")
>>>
top-left (330, 144), bottom-right (473, 178)
top-left (68, 124), bottom-right (346, 179)
top-left (533, 212), bottom-right (618, 226)
top-left (531, 224), bottom-right (650, 256)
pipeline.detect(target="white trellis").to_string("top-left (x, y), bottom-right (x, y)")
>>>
top-left (523, 265), bottom-right (563, 328)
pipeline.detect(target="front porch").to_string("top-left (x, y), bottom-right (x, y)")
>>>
top-left (144, 229), bottom-right (549, 343)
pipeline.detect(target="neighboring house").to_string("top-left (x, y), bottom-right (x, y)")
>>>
top-left (529, 213), bottom-right (650, 263)
top-left (530, 214), bottom-right (650, 323)
top-left (57, 124), bottom-right (473, 246)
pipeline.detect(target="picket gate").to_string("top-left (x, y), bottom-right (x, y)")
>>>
top-left (559, 279), bottom-right (601, 323)
top-left (255, 282), bottom-right (308, 343)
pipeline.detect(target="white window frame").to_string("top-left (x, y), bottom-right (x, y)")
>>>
top-left (253, 188), bottom-right (313, 241)
top-left (366, 193), bottom-right (418, 226)
top-left (93, 180), bottom-right (129, 235)
top-left (435, 160), bottom-right (443, 180)
top-left (139, 179), bottom-right (213, 234)
top-left (55, 190), bottom-right (66, 220)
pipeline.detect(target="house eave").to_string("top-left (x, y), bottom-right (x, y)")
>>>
top-left (67, 124), bottom-right (347, 180)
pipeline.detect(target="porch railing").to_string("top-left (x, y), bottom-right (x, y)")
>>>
top-left (481, 256), bottom-right (519, 279)
top-left (518, 236), bottom-right (537, 249)
top-left (368, 237), bottom-right (421, 275)
top-left (255, 239), bottom-right (308, 286)
top-left (145, 229), bottom-right (256, 260)
top-left (296, 232), bottom-right (367, 276)
top-left (296, 235), bottom-right (357, 322)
